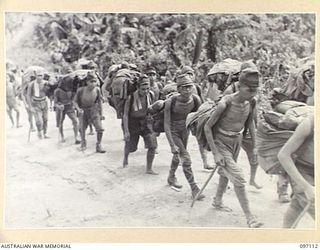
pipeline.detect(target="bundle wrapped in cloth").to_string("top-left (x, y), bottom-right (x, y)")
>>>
top-left (257, 100), bottom-right (313, 175)
top-left (256, 119), bottom-right (294, 174)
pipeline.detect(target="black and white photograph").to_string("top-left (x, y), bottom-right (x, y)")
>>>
top-left (4, 12), bottom-right (315, 231)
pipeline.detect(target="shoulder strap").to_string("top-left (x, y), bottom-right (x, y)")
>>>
top-left (94, 87), bottom-right (99, 103)
top-left (149, 90), bottom-right (155, 103)
top-left (170, 95), bottom-right (178, 112)
top-left (232, 82), bottom-right (236, 93)
top-left (192, 94), bottom-right (201, 112)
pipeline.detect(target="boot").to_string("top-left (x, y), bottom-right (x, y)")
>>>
top-left (167, 172), bottom-right (183, 189)
top-left (43, 120), bottom-right (49, 138)
top-left (80, 140), bottom-right (87, 151)
top-left (96, 132), bottom-right (106, 153)
top-left (37, 130), bottom-right (43, 139)
top-left (191, 185), bottom-right (205, 201)
top-left (96, 143), bottom-right (106, 153)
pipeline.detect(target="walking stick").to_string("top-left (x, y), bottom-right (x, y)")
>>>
top-left (27, 125), bottom-right (32, 143)
top-left (291, 201), bottom-right (312, 229)
top-left (191, 164), bottom-right (219, 207)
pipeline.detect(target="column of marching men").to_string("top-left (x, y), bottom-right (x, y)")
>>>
top-left (6, 58), bottom-right (314, 228)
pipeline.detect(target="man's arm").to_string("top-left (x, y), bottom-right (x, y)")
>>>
top-left (204, 100), bottom-right (227, 166)
top-left (72, 88), bottom-right (82, 113)
top-left (96, 88), bottom-right (104, 117)
top-left (247, 106), bottom-right (258, 164)
top-left (53, 89), bottom-right (63, 109)
top-left (21, 84), bottom-right (29, 108)
top-left (26, 82), bottom-right (34, 111)
top-left (122, 96), bottom-right (131, 141)
top-left (278, 116), bottom-right (314, 201)
top-left (164, 98), bottom-right (178, 154)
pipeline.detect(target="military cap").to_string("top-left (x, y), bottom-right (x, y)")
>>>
top-left (176, 74), bottom-right (194, 88)
top-left (181, 65), bottom-right (194, 75)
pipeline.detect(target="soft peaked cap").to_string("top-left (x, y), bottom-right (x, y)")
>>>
top-left (176, 74), bottom-right (194, 88)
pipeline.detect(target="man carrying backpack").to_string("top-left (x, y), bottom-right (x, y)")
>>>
top-left (26, 69), bottom-right (50, 139)
top-left (223, 61), bottom-right (262, 190)
top-left (164, 74), bottom-right (205, 200)
top-left (178, 66), bottom-right (213, 171)
top-left (73, 72), bottom-right (105, 153)
top-left (146, 66), bottom-right (163, 101)
top-left (278, 114), bottom-right (314, 228)
top-left (204, 67), bottom-right (263, 228)
top-left (122, 75), bottom-right (158, 175)
top-left (54, 86), bottom-right (81, 144)
top-left (6, 72), bottom-right (22, 128)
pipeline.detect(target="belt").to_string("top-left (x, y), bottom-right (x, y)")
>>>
top-left (218, 127), bottom-right (243, 137)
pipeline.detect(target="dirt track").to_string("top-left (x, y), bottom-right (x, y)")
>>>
top-left (5, 103), bottom-right (314, 229)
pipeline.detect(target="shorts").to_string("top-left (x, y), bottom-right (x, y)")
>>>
top-left (241, 133), bottom-right (257, 166)
top-left (171, 121), bottom-right (191, 165)
top-left (126, 117), bottom-right (157, 152)
top-left (215, 132), bottom-right (246, 187)
top-left (56, 105), bottom-right (77, 127)
top-left (80, 106), bottom-right (104, 133)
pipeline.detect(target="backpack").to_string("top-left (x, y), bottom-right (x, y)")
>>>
top-left (257, 104), bottom-right (313, 175)
top-left (186, 95), bottom-right (256, 151)
top-left (271, 60), bottom-right (314, 105)
top-left (109, 68), bottom-right (140, 119)
top-left (150, 94), bottom-right (201, 133)
top-left (58, 69), bottom-right (91, 93)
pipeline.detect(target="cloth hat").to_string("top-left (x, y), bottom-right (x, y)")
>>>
top-left (240, 61), bottom-right (258, 71)
top-left (176, 74), bottom-right (194, 88)
top-left (239, 68), bottom-right (260, 88)
top-left (181, 65), bottom-right (194, 75)
top-left (138, 74), bottom-right (150, 86)
top-left (208, 58), bottom-right (242, 76)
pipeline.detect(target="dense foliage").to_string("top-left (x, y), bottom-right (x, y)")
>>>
top-left (6, 13), bottom-right (315, 87)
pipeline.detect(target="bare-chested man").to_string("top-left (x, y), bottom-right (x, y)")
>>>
top-left (26, 69), bottom-right (49, 139)
top-left (73, 72), bottom-right (105, 153)
top-left (54, 87), bottom-right (81, 144)
top-left (204, 68), bottom-right (263, 228)
top-left (122, 75), bottom-right (158, 174)
top-left (6, 73), bottom-right (21, 128)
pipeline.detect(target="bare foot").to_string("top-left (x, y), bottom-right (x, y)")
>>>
top-left (204, 164), bottom-right (214, 170)
top-left (146, 169), bottom-right (159, 175)
top-left (249, 180), bottom-right (263, 190)
top-left (123, 161), bottom-right (128, 168)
